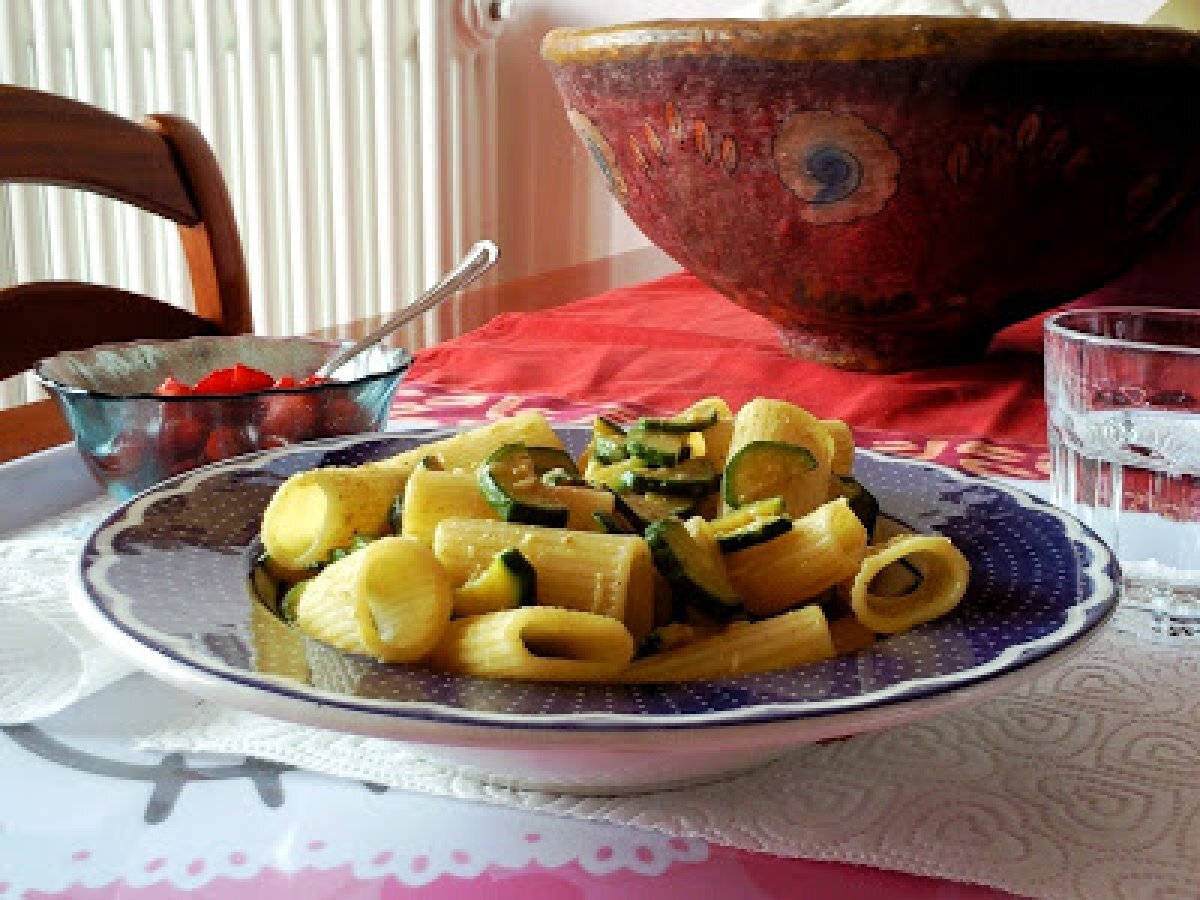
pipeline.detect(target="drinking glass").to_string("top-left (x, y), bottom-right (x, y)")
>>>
top-left (1045, 308), bottom-right (1200, 641)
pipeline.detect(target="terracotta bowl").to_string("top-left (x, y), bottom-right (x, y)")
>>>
top-left (542, 17), bottom-right (1200, 371)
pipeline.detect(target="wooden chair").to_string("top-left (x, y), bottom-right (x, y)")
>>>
top-left (0, 84), bottom-right (252, 460)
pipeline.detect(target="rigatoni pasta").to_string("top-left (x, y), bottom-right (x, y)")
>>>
top-left (621, 606), bottom-right (835, 682)
top-left (848, 534), bottom-right (971, 634)
top-left (425, 606), bottom-right (635, 681)
top-left (292, 535), bottom-right (452, 663)
top-left (254, 397), bottom-right (972, 682)
top-left (431, 516), bottom-right (655, 642)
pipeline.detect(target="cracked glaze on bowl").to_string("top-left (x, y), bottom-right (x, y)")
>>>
top-left (543, 17), bottom-right (1200, 371)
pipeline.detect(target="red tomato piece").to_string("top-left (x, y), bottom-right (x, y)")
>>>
top-left (320, 395), bottom-right (369, 435)
top-left (192, 368), bottom-right (236, 394)
top-left (158, 415), bottom-right (207, 461)
top-left (229, 363), bottom-right (275, 392)
top-left (273, 375), bottom-right (299, 389)
top-left (258, 394), bottom-right (320, 444)
top-left (193, 364), bottom-right (273, 395)
top-left (203, 425), bottom-right (254, 462)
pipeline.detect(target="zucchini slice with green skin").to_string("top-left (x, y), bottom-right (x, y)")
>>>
top-left (637, 407), bottom-right (720, 434)
top-left (541, 467), bottom-right (587, 488)
top-left (526, 446), bottom-right (580, 478)
top-left (635, 623), bottom-right (696, 659)
top-left (278, 580), bottom-right (308, 623)
top-left (613, 491), bottom-right (697, 531)
top-left (618, 458), bottom-right (720, 498)
top-left (708, 497), bottom-right (787, 534)
top-left (326, 533), bottom-right (375, 564)
top-left (645, 518), bottom-right (742, 621)
top-left (477, 443), bottom-right (570, 527)
top-left (722, 440), bottom-right (817, 508)
top-left (714, 514), bottom-right (792, 553)
top-left (584, 457), bottom-right (650, 492)
top-left (388, 494), bottom-right (404, 534)
top-left (592, 510), bottom-right (635, 534)
top-left (455, 547), bottom-right (537, 615)
top-left (592, 416), bottom-right (629, 464)
top-left (626, 426), bottom-right (688, 467)
top-left (831, 474), bottom-right (879, 540)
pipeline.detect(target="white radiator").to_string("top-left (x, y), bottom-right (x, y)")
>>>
top-left (0, 0), bottom-right (506, 408)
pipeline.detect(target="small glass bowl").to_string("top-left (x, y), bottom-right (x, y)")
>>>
top-left (36, 335), bottom-right (412, 499)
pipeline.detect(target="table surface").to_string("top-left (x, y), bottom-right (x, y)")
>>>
top-left (1, 251), bottom-right (1022, 899)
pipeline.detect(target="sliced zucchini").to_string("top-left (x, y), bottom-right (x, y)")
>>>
top-left (541, 467), bottom-right (586, 488)
top-left (626, 426), bottom-right (688, 467)
top-left (867, 558), bottom-right (924, 596)
top-left (637, 407), bottom-right (720, 433)
top-left (831, 474), bottom-right (879, 540)
top-left (635, 622), bottom-right (697, 658)
top-left (326, 533), bottom-right (375, 564)
top-left (278, 580), bottom-right (308, 623)
top-left (714, 514), bottom-right (792, 553)
top-left (722, 440), bottom-right (817, 509)
top-left (477, 443), bottom-right (570, 528)
top-left (592, 510), bottom-right (635, 534)
top-left (388, 494), bottom-right (404, 534)
top-left (584, 457), bottom-right (650, 492)
top-left (645, 517), bottom-right (742, 621)
top-left (618, 457), bottom-right (720, 498)
top-left (454, 547), bottom-right (537, 616)
top-left (708, 497), bottom-right (787, 534)
top-left (592, 416), bottom-right (629, 464)
top-left (527, 446), bottom-right (580, 478)
top-left (613, 491), bottom-right (697, 531)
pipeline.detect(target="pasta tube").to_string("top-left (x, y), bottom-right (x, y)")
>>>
top-left (431, 517), bottom-right (655, 641)
top-left (819, 418), bottom-right (855, 477)
top-left (401, 466), bottom-right (615, 546)
top-left (294, 535), bottom-right (453, 663)
top-left (261, 466), bottom-right (407, 579)
top-left (369, 411), bottom-right (564, 474)
top-left (726, 498), bottom-right (868, 617)
top-left (425, 606), bottom-right (635, 681)
top-left (620, 606), bottom-right (834, 682)
top-left (849, 534), bottom-right (970, 634)
top-left (724, 398), bottom-right (834, 517)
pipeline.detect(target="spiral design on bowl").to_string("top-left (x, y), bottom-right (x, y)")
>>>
top-left (773, 111), bottom-right (899, 225)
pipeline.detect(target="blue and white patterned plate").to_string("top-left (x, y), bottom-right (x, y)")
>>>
top-left (73, 427), bottom-right (1119, 743)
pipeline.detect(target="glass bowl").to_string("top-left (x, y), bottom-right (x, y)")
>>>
top-left (36, 335), bottom-right (412, 499)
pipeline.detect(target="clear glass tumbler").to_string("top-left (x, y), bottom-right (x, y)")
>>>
top-left (1045, 308), bottom-right (1200, 641)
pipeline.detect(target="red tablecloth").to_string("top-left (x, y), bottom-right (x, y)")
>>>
top-left (406, 272), bottom-right (1054, 480)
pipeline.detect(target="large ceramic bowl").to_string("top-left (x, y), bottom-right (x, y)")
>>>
top-left (71, 426), bottom-right (1119, 794)
top-left (542, 17), bottom-right (1200, 371)
top-left (37, 335), bottom-right (411, 499)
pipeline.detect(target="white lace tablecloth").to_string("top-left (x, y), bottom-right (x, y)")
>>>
top-left (0, 497), bottom-right (128, 724)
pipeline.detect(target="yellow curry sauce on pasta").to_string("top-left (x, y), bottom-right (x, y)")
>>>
top-left (252, 398), bottom-right (970, 683)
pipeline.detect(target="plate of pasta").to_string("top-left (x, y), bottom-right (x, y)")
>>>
top-left (73, 398), bottom-right (1120, 792)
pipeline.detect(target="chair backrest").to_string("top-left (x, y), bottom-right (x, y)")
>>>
top-left (0, 84), bottom-right (252, 380)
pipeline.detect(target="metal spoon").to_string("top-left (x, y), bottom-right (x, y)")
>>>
top-left (317, 239), bottom-right (500, 377)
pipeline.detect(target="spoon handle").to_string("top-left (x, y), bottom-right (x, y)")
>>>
top-left (318, 239), bottom-right (500, 377)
